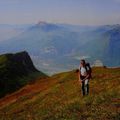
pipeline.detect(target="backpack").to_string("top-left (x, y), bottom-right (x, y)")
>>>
top-left (86, 63), bottom-right (92, 79)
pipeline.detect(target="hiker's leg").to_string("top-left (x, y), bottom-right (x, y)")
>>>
top-left (82, 81), bottom-right (85, 96)
top-left (86, 83), bottom-right (89, 95)
top-left (85, 79), bottom-right (89, 95)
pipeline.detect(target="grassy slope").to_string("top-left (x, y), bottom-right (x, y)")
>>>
top-left (0, 67), bottom-right (120, 120)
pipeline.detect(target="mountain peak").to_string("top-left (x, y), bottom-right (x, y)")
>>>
top-left (32, 21), bottom-right (60, 31)
top-left (36, 21), bottom-right (48, 26)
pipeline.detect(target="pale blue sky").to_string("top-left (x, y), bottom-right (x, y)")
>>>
top-left (0, 0), bottom-right (120, 25)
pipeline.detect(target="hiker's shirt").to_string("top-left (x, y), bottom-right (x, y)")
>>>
top-left (80, 67), bottom-right (87, 80)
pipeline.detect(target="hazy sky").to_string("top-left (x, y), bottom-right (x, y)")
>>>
top-left (0, 0), bottom-right (120, 25)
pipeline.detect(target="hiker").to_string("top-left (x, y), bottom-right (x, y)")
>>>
top-left (78, 60), bottom-right (91, 96)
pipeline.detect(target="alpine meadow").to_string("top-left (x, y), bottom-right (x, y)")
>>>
top-left (0, 0), bottom-right (120, 120)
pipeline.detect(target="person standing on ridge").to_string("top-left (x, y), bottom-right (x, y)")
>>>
top-left (78, 59), bottom-right (91, 96)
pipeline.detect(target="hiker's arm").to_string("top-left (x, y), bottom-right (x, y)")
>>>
top-left (78, 71), bottom-right (82, 83)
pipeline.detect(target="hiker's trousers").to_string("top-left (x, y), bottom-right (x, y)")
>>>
top-left (81, 80), bottom-right (89, 96)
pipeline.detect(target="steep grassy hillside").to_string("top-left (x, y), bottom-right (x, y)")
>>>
top-left (0, 51), bottom-right (47, 98)
top-left (0, 67), bottom-right (120, 120)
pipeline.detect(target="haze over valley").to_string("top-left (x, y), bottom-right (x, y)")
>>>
top-left (0, 22), bottom-right (120, 74)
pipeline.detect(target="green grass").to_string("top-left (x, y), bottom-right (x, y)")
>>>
top-left (0, 67), bottom-right (120, 120)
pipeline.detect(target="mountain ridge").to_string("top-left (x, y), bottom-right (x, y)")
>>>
top-left (0, 51), bottom-right (47, 98)
top-left (0, 23), bottom-right (120, 74)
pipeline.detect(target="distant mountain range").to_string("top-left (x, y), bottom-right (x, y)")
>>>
top-left (0, 22), bottom-right (120, 74)
top-left (0, 24), bottom-right (31, 41)
top-left (0, 51), bottom-right (47, 98)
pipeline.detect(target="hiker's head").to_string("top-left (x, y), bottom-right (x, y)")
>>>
top-left (80, 59), bottom-right (86, 67)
